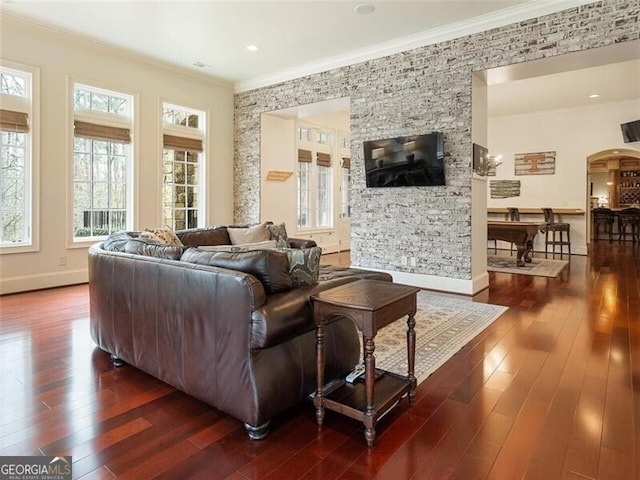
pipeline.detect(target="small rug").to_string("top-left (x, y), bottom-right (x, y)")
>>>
top-left (362, 291), bottom-right (507, 384)
top-left (486, 254), bottom-right (569, 277)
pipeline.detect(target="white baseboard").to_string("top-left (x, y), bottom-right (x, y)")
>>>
top-left (0, 269), bottom-right (88, 295)
top-left (351, 265), bottom-right (486, 295)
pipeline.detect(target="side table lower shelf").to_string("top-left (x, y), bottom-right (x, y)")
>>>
top-left (320, 371), bottom-right (411, 421)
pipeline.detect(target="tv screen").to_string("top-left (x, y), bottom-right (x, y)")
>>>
top-left (621, 119), bottom-right (640, 143)
top-left (363, 132), bottom-right (445, 187)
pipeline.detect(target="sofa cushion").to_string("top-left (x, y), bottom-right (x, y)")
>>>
top-left (102, 231), bottom-right (139, 252)
top-left (139, 226), bottom-right (183, 246)
top-left (266, 222), bottom-right (289, 248)
top-left (181, 247), bottom-right (292, 294)
top-left (280, 246), bottom-right (322, 288)
top-left (227, 221), bottom-right (270, 245)
top-left (198, 240), bottom-right (277, 252)
top-left (124, 238), bottom-right (185, 260)
top-left (319, 264), bottom-right (394, 282)
top-left (175, 226), bottom-right (231, 247)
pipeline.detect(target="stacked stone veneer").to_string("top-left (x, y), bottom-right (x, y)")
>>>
top-left (235, 1), bottom-right (639, 282)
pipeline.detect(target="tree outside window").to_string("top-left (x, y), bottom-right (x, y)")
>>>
top-left (72, 84), bottom-right (132, 240)
top-left (1, 65), bottom-right (33, 247)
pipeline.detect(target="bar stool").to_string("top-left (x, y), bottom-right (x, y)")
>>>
top-left (618, 207), bottom-right (640, 243)
top-left (591, 207), bottom-right (615, 242)
top-left (542, 208), bottom-right (571, 258)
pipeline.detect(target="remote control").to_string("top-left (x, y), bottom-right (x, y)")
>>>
top-left (345, 364), bottom-right (365, 384)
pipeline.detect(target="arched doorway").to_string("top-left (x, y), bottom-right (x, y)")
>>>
top-left (586, 148), bottom-right (640, 242)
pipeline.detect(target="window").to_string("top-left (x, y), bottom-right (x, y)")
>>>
top-left (341, 157), bottom-right (351, 218)
top-left (297, 149), bottom-right (311, 228)
top-left (296, 124), bottom-right (334, 230)
top-left (316, 152), bottom-right (332, 227)
top-left (161, 103), bottom-right (205, 230)
top-left (1, 63), bottom-right (36, 249)
top-left (72, 83), bottom-right (132, 240)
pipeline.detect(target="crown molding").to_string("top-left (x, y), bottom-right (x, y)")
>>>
top-left (1, 12), bottom-right (235, 93)
top-left (235, 0), bottom-right (595, 94)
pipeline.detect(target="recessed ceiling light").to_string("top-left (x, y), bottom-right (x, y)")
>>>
top-left (589, 93), bottom-right (600, 98)
top-left (354, 4), bottom-right (375, 15)
top-left (246, 45), bottom-right (259, 52)
top-left (613, 150), bottom-right (619, 154)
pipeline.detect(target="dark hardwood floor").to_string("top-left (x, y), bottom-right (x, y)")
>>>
top-left (1, 243), bottom-right (638, 479)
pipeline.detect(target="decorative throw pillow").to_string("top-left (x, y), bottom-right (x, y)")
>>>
top-left (139, 226), bottom-right (183, 246)
top-left (266, 222), bottom-right (289, 248)
top-left (279, 246), bottom-right (322, 288)
top-left (227, 221), bottom-right (270, 245)
top-left (180, 247), bottom-right (292, 294)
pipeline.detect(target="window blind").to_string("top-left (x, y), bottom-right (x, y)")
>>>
top-left (0, 109), bottom-right (29, 133)
top-left (74, 120), bottom-right (130, 143)
top-left (298, 149), bottom-right (312, 163)
top-left (163, 134), bottom-right (203, 152)
top-left (316, 152), bottom-right (332, 167)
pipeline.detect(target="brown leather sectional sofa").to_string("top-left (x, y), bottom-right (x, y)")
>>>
top-left (88, 226), bottom-right (391, 439)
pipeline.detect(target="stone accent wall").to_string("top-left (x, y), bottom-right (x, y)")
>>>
top-left (235, 0), bottom-right (639, 281)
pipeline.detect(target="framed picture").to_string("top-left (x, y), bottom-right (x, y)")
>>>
top-left (473, 143), bottom-right (489, 175)
top-left (514, 151), bottom-right (555, 175)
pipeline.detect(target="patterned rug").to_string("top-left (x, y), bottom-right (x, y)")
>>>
top-left (362, 291), bottom-right (507, 384)
top-left (486, 254), bottom-right (569, 277)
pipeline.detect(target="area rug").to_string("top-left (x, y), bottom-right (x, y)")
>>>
top-left (486, 254), bottom-right (569, 277)
top-left (363, 291), bottom-right (507, 384)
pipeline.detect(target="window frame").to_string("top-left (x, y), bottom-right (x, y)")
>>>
top-left (0, 60), bottom-right (40, 254)
top-left (70, 80), bottom-right (135, 246)
top-left (295, 122), bottom-right (335, 231)
top-left (160, 101), bottom-right (207, 231)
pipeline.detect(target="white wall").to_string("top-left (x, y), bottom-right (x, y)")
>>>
top-left (471, 73), bottom-right (489, 293)
top-left (488, 99), bottom-right (640, 255)
top-left (0, 16), bottom-right (235, 294)
top-left (260, 114), bottom-right (296, 229)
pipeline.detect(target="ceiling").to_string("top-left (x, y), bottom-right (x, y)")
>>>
top-left (2, 0), bottom-right (638, 115)
top-left (488, 58), bottom-right (640, 117)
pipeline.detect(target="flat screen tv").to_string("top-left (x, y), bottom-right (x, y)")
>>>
top-left (621, 119), bottom-right (640, 143)
top-left (363, 132), bottom-right (445, 187)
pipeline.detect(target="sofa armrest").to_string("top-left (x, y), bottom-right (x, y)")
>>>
top-left (288, 237), bottom-right (317, 249)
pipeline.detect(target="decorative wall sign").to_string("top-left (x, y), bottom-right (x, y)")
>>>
top-left (514, 151), bottom-right (555, 175)
top-left (490, 180), bottom-right (521, 199)
top-left (266, 170), bottom-right (293, 181)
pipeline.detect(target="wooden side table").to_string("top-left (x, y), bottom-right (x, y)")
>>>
top-left (311, 279), bottom-right (420, 447)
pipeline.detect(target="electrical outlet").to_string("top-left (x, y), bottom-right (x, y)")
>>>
top-left (401, 256), bottom-right (407, 266)
top-left (58, 255), bottom-right (66, 266)
top-left (410, 257), bottom-right (417, 267)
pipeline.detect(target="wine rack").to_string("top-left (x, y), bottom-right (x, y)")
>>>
top-left (619, 170), bottom-right (640, 206)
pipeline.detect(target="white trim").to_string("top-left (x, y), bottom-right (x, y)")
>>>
top-left (350, 265), bottom-right (483, 296)
top-left (235, 0), bottom-right (594, 93)
top-left (0, 59), bottom-right (40, 253)
top-left (0, 269), bottom-right (87, 295)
